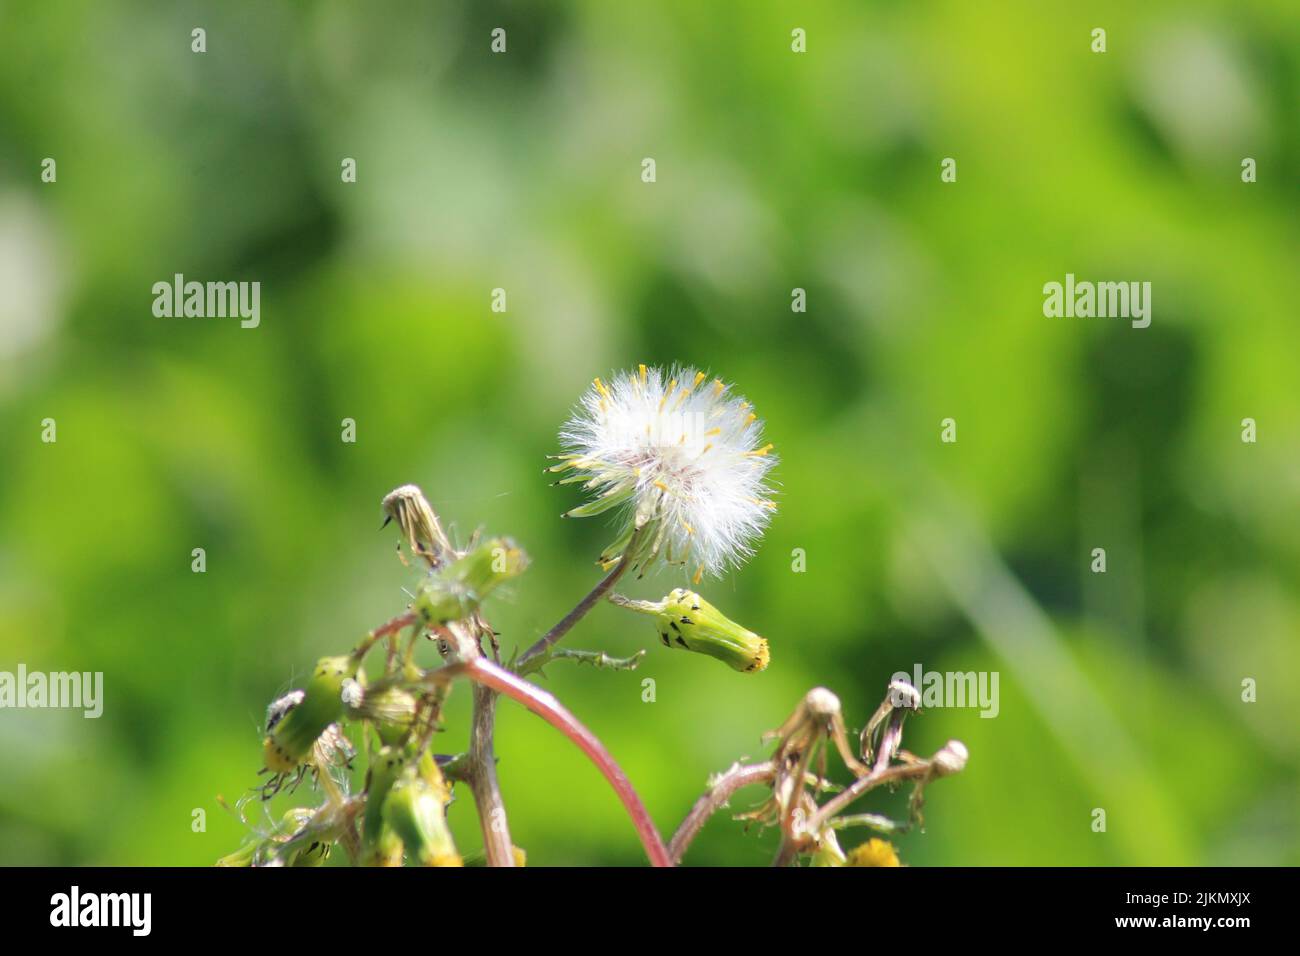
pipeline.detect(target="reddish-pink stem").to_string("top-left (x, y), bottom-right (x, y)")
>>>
top-left (461, 657), bottom-right (672, 867)
top-left (670, 761), bottom-right (775, 864)
top-left (354, 611), bottom-right (418, 658)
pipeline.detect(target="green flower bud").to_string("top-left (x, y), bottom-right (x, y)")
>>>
top-left (214, 842), bottom-right (258, 867)
top-left (263, 655), bottom-right (360, 773)
top-left (414, 537), bottom-right (529, 626)
top-left (362, 746), bottom-right (408, 866)
top-left (382, 766), bottom-right (461, 867)
top-left (415, 749), bottom-right (445, 788)
top-left (611, 589), bottom-right (770, 673)
top-left (346, 682), bottom-right (418, 746)
top-left (215, 807), bottom-right (333, 868)
top-left (277, 805), bottom-right (353, 867)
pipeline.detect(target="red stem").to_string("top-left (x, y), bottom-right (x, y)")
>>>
top-left (461, 657), bottom-right (672, 867)
top-left (354, 611), bottom-right (418, 658)
top-left (669, 761), bottom-right (774, 864)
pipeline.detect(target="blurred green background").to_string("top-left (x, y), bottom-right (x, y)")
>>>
top-left (1, 0), bottom-right (1298, 866)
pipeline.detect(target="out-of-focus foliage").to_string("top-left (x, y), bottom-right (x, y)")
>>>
top-left (0, 0), bottom-right (1297, 865)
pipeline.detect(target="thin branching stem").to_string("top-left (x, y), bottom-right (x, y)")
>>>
top-left (516, 528), bottom-right (644, 669)
top-left (807, 761), bottom-right (933, 834)
top-left (669, 761), bottom-right (774, 864)
top-left (353, 611), bottom-right (418, 659)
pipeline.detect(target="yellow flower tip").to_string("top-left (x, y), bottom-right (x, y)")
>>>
top-left (748, 442), bottom-right (773, 457)
top-left (634, 588), bottom-right (770, 673)
top-left (512, 845), bottom-right (528, 867)
top-left (846, 838), bottom-right (901, 868)
top-left (638, 363), bottom-right (648, 384)
top-left (426, 851), bottom-right (464, 868)
top-left (692, 371), bottom-right (706, 388)
top-left (712, 378), bottom-right (725, 396)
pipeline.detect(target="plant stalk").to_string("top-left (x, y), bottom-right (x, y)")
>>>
top-left (455, 657), bottom-right (671, 867)
top-left (669, 761), bottom-right (774, 864)
top-left (467, 683), bottom-right (515, 866)
top-left (807, 761), bottom-right (933, 834)
top-left (515, 529), bottom-right (643, 670)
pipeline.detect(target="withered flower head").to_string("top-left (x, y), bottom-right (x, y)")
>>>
top-left (382, 484), bottom-right (453, 566)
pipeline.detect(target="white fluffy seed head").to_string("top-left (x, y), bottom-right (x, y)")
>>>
top-left (551, 364), bottom-right (777, 580)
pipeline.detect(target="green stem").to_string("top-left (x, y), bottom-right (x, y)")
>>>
top-left (515, 528), bottom-right (644, 670)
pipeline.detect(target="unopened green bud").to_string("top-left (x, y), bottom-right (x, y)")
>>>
top-left (416, 749), bottom-right (445, 788)
top-left (263, 655), bottom-right (360, 773)
top-left (283, 808), bottom-right (333, 868)
top-left (382, 766), bottom-right (461, 867)
top-left (214, 842), bottom-right (258, 867)
top-left (346, 682), bottom-right (418, 746)
top-left (611, 589), bottom-right (770, 673)
top-left (414, 537), bottom-right (529, 626)
top-left (362, 746), bottom-right (408, 866)
top-left (215, 807), bottom-right (333, 868)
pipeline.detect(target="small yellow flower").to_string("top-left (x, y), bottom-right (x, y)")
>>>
top-left (846, 838), bottom-right (901, 867)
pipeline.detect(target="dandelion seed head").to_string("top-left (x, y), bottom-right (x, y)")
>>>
top-left (551, 364), bottom-right (777, 578)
